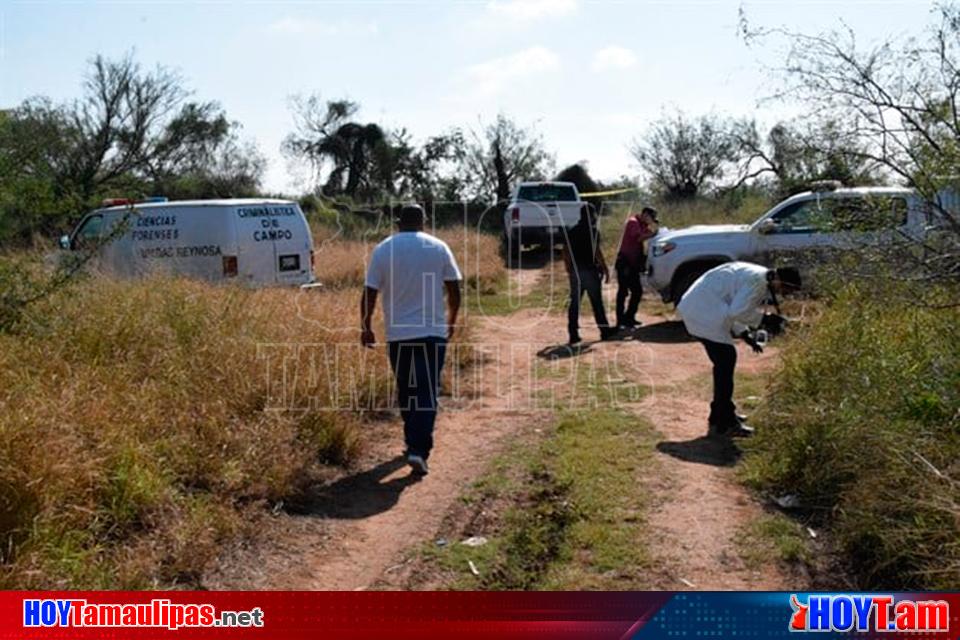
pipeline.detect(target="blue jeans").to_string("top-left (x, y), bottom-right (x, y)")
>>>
top-left (388, 337), bottom-right (447, 460)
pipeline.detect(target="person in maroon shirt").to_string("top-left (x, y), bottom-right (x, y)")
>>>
top-left (615, 206), bottom-right (658, 328)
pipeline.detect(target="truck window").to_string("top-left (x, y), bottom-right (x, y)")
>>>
top-left (72, 214), bottom-right (103, 249)
top-left (830, 196), bottom-right (908, 232)
top-left (517, 185), bottom-right (578, 202)
top-left (770, 199), bottom-right (830, 232)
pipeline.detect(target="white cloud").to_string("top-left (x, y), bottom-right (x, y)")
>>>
top-left (267, 17), bottom-right (379, 37)
top-left (463, 46), bottom-right (561, 98)
top-left (591, 46), bottom-right (638, 72)
top-left (486, 0), bottom-right (577, 22)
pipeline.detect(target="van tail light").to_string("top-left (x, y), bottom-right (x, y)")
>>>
top-left (511, 207), bottom-right (520, 222)
top-left (223, 255), bottom-right (238, 277)
top-left (310, 249), bottom-right (315, 271)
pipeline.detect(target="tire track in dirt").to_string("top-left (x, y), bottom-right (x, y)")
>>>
top-left (206, 266), bottom-right (563, 590)
top-left (207, 264), bottom-right (799, 590)
top-left (619, 324), bottom-right (796, 589)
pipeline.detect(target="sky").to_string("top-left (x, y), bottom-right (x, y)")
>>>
top-left (0, 0), bottom-right (941, 194)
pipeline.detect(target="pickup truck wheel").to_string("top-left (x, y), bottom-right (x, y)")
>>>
top-left (672, 267), bottom-right (710, 305)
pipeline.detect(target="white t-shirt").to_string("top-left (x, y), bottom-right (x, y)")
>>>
top-left (677, 262), bottom-right (770, 345)
top-left (364, 231), bottom-right (463, 342)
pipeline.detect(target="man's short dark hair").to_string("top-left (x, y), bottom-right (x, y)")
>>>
top-left (774, 267), bottom-right (802, 291)
top-left (641, 206), bottom-right (659, 222)
top-left (397, 203), bottom-right (425, 227)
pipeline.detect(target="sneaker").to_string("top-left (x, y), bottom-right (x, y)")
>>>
top-left (406, 453), bottom-right (429, 475)
top-left (621, 318), bottom-right (640, 328)
top-left (568, 333), bottom-right (582, 345)
top-left (736, 413), bottom-right (748, 423)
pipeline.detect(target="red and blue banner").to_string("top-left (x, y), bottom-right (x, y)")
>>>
top-left (3, 592), bottom-right (958, 639)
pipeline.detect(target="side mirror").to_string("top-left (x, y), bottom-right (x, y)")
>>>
top-left (757, 219), bottom-right (777, 235)
top-left (59, 234), bottom-right (71, 250)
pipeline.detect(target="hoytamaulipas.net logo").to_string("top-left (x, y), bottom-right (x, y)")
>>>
top-left (789, 594), bottom-right (949, 633)
top-left (23, 598), bottom-right (264, 630)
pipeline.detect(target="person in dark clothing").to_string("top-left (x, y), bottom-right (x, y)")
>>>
top-left (615, 206), bottom-right (658, 328)
top-left (562, 206), bottom-right (616, 345)
top-left (677, 262), bottom-right (801, 438)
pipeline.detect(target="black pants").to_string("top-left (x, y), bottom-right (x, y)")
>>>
top-left (699, 338), bottom-right (738, 428)
top-left (568, 267), bottom-right (611, 339)
top-left (387, 337), bottom-right (447, 460)
top-left (615, 256), bottom-right (643, 326)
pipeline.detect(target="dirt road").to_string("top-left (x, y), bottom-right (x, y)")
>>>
top-left (206, 264), bottom-right (795, 590)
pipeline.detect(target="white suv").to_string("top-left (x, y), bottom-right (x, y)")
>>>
top-left (646, 186), bottom-right (933, 303)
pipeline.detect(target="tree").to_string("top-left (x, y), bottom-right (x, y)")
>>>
top-left (455, 114), bottom-right (554, 203)
top-left (386, 129), bottom-right (466, 203)
top-left (555, 162), bottom-right (604, 213)
top-left (0, 54), bottom-right (262, 240)
top-left (630, 112), bottom-right (740, 200)
top-left (283, 97), bottom-right (388, 199)
top-left (157, 137), bottom-right (265, 200)
top-left (0, 108), bottom-right (67, 242)
top-left (730, 119), bottom-right (879, 195)
top-left (742, 3), bottom-right (960, 291)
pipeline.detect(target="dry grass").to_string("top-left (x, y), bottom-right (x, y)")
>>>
top-left (312, 224), bottom-right (504, 296)
top-left (0, 222), bottom-right (503, 588)
top-left (0, 276), bottom-right (396, 588)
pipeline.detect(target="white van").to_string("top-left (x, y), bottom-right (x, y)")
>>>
top-left (60, 198), bottom-right (315, 287)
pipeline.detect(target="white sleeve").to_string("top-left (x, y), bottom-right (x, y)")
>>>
top-left (442, 244), bottom-right (462, 282)
top-left (727, 275), bottom-right (767, 335)
top-left (365, 246), bottom-right (383, 290)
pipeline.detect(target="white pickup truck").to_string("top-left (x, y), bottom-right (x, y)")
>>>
top-left (501, 181), bottom-right (587, 254)
top-left (646, 186), bottom-right (935, 303)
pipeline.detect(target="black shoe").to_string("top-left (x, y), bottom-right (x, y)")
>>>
top-left (708, 422), bottom-right (731, 438)
top-left (728, 423), bottom-right (755, 438)
top-left (736, 413), bottom-right (748, 423)
top-left (621, 318), bottom-right (640, 328)
top-left (600, 327), bottom-right (619, 341)
top-left (406, 453), bottom-right (429, 475)
top-left (708, 421), bottom-right (754, 438)
top-left (568, 333), bottom-right (582, 345)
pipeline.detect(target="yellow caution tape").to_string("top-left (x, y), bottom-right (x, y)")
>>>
top-left (578, 187), bottom-right (640, 198)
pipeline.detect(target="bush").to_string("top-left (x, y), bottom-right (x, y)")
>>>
top-left (0, 276), bottom-right (394, 587)
top-left (742, 283), bottom-right (960, 588)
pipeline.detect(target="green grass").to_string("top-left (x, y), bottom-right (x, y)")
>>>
top-left (737, 512), bottom-right (814, 569)
top-left (739, 283), bottom-right (960, 589)
top-left (467, 267), bottom-right (566, 316)
top-left (534, 359), bottom-right (647, 410)
top-left (423, 370), bottom-right (656, 590)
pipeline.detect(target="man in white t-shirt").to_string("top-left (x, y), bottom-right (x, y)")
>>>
top-left (360, 204), bottom-right (463, 476)
top-left (677, 262), bottom-right (800, 438)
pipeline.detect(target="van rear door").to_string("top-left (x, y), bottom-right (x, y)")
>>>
top-left (235, 205), bottom-right (279, 285)
top-left (272, 205), bottom-right (313, 285)
top-left (234, 203), bottom-right (313, 285)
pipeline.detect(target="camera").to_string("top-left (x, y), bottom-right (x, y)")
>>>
top-left (760, 312), bottom-right (787, 336)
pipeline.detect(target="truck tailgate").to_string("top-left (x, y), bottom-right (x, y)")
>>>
top-left (516, 201), bottom-right (582, 227)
